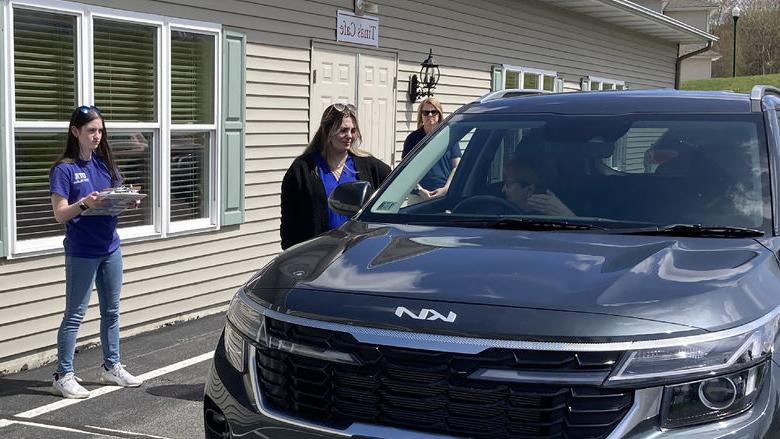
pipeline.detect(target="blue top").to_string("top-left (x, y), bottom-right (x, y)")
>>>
top-left (50, 153), bottom-right (121, 258)
top-left (402, 127), bottom-right (462, 191)
top-left (316, 153), bottom-right (357, 230)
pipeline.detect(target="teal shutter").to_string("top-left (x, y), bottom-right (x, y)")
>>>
top-left (491, 65), bottom-right (504, 92)
top-left (220, 30), bottom-right (246, 226)
top-left (0, 0), bottom-right (5, 257)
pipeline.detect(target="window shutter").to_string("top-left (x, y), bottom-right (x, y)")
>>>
top-left (220, 30), bottom-right (245, 226)
top-left (491, 65), bottom-right (504, 92)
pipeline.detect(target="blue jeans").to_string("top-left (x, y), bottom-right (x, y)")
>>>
top-left (57, 248), bottom-right (123, 375)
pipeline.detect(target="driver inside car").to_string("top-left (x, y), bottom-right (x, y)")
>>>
top-left (503, 154), bottom-right (575, 216)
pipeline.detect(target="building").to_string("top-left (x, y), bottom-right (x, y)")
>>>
top-left (664, 0), bottom-right (721, 82)
top-left (0, 0), bottom-right (715, 373)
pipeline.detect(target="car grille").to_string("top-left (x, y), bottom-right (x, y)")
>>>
top-left (255, 317), bottom-right (632, 439)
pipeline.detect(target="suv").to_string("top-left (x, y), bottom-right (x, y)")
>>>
top-left (205, 86), bottom-right (780, 439)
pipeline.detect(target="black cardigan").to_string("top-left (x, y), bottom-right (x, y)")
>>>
top-left (280, 153), bottom-right (391, 250)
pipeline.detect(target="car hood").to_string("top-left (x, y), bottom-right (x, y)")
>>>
top-left (246, 222), bottom-right (780, 340)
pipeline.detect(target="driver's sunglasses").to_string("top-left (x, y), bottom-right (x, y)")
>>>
top-left (77, 105), bottom-right (102, 114)
top-left (329, 103), bottom-right (357, 116)
top-left (422, 110), bottom-right (440, 117)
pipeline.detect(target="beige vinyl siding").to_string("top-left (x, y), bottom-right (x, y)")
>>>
top-left (1, 0), bottom-right (686, 371)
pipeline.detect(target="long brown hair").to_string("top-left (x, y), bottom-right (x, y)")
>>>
top-left (51, 107), bottom-right (121, 184)
top-left (303, 104), bottom-right (370, 159)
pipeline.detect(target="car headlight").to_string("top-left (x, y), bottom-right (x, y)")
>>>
top-left (606, 310), bottom-right (778, 429)
top-left (661, 362), bottom-right (769, 428)
top-left (608, 311), bottom-right (777, 385)
top-left (223, 288), bottom-right (360, 373)
top-left (223, 288), bottom-right (266, 373)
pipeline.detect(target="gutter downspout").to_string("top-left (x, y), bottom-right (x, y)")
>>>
top-left (675, 41), bottom-right (713, 89)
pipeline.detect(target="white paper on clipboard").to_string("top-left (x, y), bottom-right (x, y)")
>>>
top-left (80, 188), bottom-right (147, 216)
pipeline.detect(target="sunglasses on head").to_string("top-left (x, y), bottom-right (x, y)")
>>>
top-left (329, 103), bottom-right (357, 116)
top-left (422, 110), bottom-right (440, 116)
top-left (77, 105), bottom-right (102, 114)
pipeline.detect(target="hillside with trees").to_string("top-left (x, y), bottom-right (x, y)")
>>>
top-left (710, 0), bottom-right (780, 77)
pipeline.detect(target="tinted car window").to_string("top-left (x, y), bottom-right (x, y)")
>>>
top-left (367, 113), bottom-right (770, 230)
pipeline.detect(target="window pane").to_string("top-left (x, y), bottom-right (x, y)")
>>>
top-left (505, 71), bottom-right (519, 89)
top-left (591, 81), bottom-right (602, 91)
top-left (523, 72), bottom-right (539, 90)
top-left (110, 132), bottom-right (155, 227)
top-left (543, 75), bottom-right (554, 91)
top-left (616, 84), bottom-right (625, 91)
top-left (14, 9), bottom-right (76, 121)
top-left (15, 133), bottom-right (68, 240)
top-left (93, 19), bottom-right (156, 122)
top-left (171, 132), bottom-right (211, 221)
top-left (171, 31), bottom-right (215, 124)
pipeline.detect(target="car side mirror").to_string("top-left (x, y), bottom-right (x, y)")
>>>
top-left (328, 181), bottom-right (374, 216)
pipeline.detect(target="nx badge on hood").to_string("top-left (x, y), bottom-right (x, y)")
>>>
top-left (395, 306), bottom-right (457, 323)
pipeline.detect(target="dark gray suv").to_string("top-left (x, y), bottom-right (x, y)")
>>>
top-left (205, 86), bottom-right (780, 438)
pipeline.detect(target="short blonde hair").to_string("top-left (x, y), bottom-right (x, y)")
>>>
top-left (415, 97), bottom-right (444, 129)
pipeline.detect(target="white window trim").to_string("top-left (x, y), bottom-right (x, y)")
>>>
top-left (3, 0), bottom-right (222, 258)
top-left (502, 64), bottom-right (558, 91)
top-left (586, 76), bottom-right (627, 91)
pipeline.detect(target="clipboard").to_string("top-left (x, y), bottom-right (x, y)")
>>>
top-left (81, 186), bottom-right (147, 216)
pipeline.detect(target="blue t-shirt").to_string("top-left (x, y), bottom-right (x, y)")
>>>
top-left (402, 127), bottom-right (462, 191)
top-left (50, 153), bottom-right (121, 258)
top-left (316, 153), bottom-right (357, 230)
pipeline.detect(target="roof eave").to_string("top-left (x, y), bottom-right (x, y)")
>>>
top-left (537, 0), bottom-right (718, 44)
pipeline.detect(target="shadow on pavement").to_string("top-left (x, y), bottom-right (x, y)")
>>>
top-left (145, 383), bottom-right (204, 402)
top-left (0, 377), bottom-right (53, 397)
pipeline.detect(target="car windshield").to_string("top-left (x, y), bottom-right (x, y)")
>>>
top-left (363, 113), bottom-right (771, 232)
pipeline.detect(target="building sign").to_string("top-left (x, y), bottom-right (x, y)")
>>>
top-left (337, 10), bottom-right (378, 47)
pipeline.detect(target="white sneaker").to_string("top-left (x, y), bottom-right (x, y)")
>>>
top-left (98, 363), bottom-right (143, 387)
top-left (51, 372), bottom-right (90, 399)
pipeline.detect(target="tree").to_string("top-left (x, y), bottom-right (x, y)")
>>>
top-left (711, 0), bottom-right (780, 77)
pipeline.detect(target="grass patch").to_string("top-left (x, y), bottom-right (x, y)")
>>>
top-left (681, 73), bottom-right (780, 93)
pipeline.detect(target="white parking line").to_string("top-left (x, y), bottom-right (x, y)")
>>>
top-left (13, 352), bottom-right (213, 419)
top-left (0, 419), bottom-right (103, 435)
top-left (0, 418), bottom-right (175, 438)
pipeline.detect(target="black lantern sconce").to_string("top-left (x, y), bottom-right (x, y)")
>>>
top-left (408, 49), bottom-right (440, 102)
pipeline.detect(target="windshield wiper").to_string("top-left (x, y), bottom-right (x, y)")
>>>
top-left (450, 217), bottom-right (606, 231)
top-left (618, 223), bottom-right (764, 238)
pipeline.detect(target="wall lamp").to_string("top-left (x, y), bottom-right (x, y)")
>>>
top-left (408, 49), bottom-right (440, 102)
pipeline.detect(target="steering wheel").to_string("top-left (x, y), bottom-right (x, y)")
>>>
top-left (452, 195), bottom-right (523, 215)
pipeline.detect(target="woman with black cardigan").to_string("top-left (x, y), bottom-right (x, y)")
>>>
top-left (280, 104), bottom-right (391, 250)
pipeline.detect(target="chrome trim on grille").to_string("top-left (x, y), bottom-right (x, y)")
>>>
top-left (605, 387), bottom-right (663, 439)
top-left (250, 294), bottom-right (780, 354)
top-left (469, 368), bottom-right (610, 386)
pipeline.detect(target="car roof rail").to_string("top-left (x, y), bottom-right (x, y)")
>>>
top-left (478, 88), bottom-right (550, 103)
top-left (750, 85), bottom-right (780, 111)
top-left (750, 85), bottom-right (780, 101)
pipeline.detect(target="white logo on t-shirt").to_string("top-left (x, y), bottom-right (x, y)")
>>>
top-left (74, 172), bottom-right (89, 184)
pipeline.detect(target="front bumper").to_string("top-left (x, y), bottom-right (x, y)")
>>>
top-left (204, 332), bottom-right (780, 439)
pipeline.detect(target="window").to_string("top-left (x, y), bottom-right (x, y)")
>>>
top-left (6, 0), bottom-right (221, 255)
top-left (583, 76), bottom-right (626, 91)
top-left (503, 65), bottom-right (557, 92)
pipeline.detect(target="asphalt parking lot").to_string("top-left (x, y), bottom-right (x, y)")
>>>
top-left (0, 312), bottom-right (226, 438)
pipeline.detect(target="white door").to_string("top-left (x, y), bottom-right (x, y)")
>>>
top-left (310, 46), bottom-right (397, 165)
top-left (310, 48), bottom-right (356, 137)
top-left (357, 53), bottom-right (396, 165)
